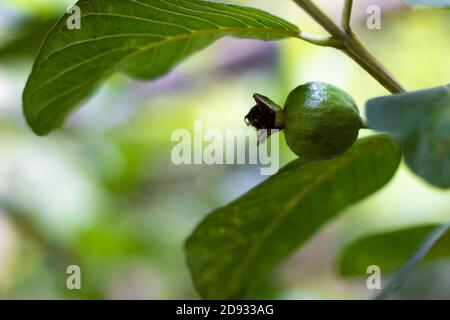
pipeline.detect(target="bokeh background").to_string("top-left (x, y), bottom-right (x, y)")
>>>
top-left (0, 0), bottom-right (449, 299)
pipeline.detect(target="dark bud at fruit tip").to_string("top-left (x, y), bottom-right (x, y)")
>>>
top-left (245, 93), bottom-right (285, 130)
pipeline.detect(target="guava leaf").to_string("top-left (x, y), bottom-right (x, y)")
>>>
top-left (376, 223), bottom-right (450, 299)
top-left (185, 135), bottom-right (401, 299)
top-left (337, 223), bottom-right (450, 299)
top-left (23, 0), bottom-right (299, 135)
top-left (366, 85), bottom-right (450, 188)
top-left (338, 224), bottom-right (450, 277)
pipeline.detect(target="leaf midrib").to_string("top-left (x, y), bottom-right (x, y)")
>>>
top-left (27, 24), bottom-right (299, 116)
top-left (228, 138), bottom-right (390, 294)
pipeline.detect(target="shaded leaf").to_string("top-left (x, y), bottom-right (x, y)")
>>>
top-left (339, 224), bottom-right (450, 277)
top-left (22, 0), bottom-right (299, 135)
top-left (185, 135), bottom-right (401, 299)
top-left (376, 223), bottom-right (450, 299)
top-left (366, 85), bottom-right (450, 188)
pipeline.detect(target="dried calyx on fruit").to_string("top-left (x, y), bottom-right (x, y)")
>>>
top-left (245, 82), bottom-right (365, 160)
top-left (245, 94), bottom-right (286, 130)
top-left (244, 94), bottom-right (286, 144)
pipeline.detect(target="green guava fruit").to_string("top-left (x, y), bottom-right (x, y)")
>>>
top-left (283, 82), bottom-right (362, 160)
top-left (246, 82), bottom-right (363, 160)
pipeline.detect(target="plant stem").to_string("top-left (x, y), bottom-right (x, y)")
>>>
top-left (341, 0), bottom-right (354, 31)
top-left (359, 118), bottom-right (370, 129)
top-left (296, 31), bottom-right (342, 48)
top-left (292, 0), bottom-right (406, 94)
top-left (341, 33), bottom-right (405, 94)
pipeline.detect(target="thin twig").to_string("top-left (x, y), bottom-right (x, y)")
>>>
top-left (292, 0), bottom-right (406, 94)
top-left (341, 0), bottom-right (354, 31)
top-left (296, 31), bottom-right (342, 48)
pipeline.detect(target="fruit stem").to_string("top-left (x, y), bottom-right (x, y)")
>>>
top-left (275, 110), bottom-right (286, 129)
top-left (359, 118), bottom-right (371, 129)
top-left (292, 0), bottom-right (406, 94)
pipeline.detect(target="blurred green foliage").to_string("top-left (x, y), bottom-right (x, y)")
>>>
top-left (0, 1), bottom-right (449, 299)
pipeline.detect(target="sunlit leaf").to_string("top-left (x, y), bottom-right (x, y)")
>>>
top-left (22, 0), bottom-right (299, 135)
top-left (366, 85), bottom-right (450, 188)
top-left (185, 135), bottom-right (401, 299)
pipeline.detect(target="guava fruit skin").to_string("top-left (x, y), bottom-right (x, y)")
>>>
top-left (284, 82), bottom-right (361, 160)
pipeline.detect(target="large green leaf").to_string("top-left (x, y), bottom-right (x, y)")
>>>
top-left (339, 224), bottom-right (450, 277)
top-left (366, 85), bottom-right (450, 188)
top-left (185, 135), bottom-right (401, 299)
top-left (22, 0), bottom-right (299, 135)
